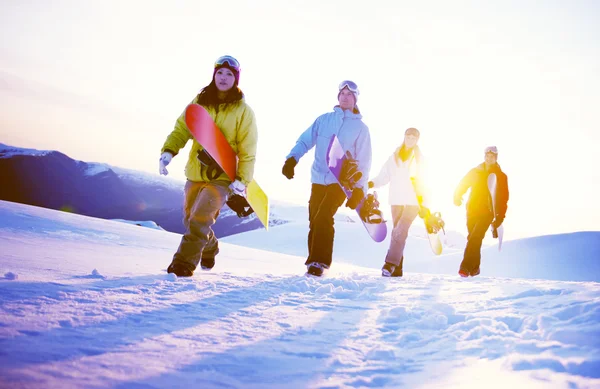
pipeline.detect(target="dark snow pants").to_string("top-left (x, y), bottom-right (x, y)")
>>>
top-left (459, 212), bottom-right (494, 274)
top-left (171, 180), bottom-right (229, 270)
top-left (306, 184), bottom-right (347, 268)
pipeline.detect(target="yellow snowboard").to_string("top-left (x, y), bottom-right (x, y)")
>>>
top-left (246, 180), bottom-right (269, 230)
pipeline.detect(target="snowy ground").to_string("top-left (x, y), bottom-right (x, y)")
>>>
top-left (221, 220), bottom-right (600, 283)
top-left (1, 200), bottom-right (600, 388)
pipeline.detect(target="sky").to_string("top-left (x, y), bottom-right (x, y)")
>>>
top-left (2, 200), bottom-right (600, 388)
top-left (1, 0), bottom-right (599, 240)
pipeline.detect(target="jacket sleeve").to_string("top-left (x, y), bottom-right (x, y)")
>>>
top-left (286, 116), bottom-right (320, 162)
top-left (454, 168), bottom-right (475, 200)
top-left (161, 101), bottom-right (194, 156)
top-left (496, 173), bottom-right (509, 219)
top-left (370, 155), bottom-right (392, 188)
top-left (354, 126), bottom-right (372, 190)
top-left (235, 105), bottom-right (258, 185)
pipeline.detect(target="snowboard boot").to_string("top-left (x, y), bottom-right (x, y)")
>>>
top-left (200, 248), bottom-right (219, 271)
top-left (306, 262), bottom-right (328, 277)
top-left (470, 268), bottom-right (480, 277)
top-left (382, 262), bottom-right (394, 277)
top-left (200, 257), bottom-right (216, 271)
top-left (382, 262), bottom-right (403, 277)
top-left (392, 266), bottom-right (403, 277)
top-left (167, 261), bottom-right (194, 277)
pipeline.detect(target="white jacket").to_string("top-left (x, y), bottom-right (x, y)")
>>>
top-left (370, 146), bottom-right (429, 207)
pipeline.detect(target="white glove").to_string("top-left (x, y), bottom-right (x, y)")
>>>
top-left (229, 179), bottom-right (246, 196)
top-left (159, 152), bottom-right (173, 176)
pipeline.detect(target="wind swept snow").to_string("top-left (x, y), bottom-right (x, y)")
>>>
top-left (1, 200), bottom-right (599, 388)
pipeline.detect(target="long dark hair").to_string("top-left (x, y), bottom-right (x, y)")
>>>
top-left (196, 80), bottom-right (244, 108)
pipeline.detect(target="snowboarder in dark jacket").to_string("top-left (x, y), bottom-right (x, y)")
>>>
top-left (454, 146), bottom-right (509, 277)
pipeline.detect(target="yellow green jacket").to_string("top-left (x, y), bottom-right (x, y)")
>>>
top-left (161, 96), bottom-right (258, 185)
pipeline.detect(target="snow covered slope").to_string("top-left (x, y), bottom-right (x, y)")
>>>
top-left (1, 200), bottom-right (599, 388)
top-left (222, 219), bottom-right (600, 282)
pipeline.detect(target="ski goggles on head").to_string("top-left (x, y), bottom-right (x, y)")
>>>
top-left (405, 127), bottom-right (420, 137)
top-left (484, 146), bottom-right (498, 155)
top-left (214, 55), bottom-right (241, 72)
top-left (338, 80), bottom-right (360, 95)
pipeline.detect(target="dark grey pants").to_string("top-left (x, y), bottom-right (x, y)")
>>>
top-left (384, 205), bottom-right (419, 267)
top-left (459, 212), bottom-right (494, 273)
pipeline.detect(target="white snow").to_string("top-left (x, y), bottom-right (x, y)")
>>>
top-left (0, 143), bottom-right (51, 158)
top-left (1, 199), bottom-right (599, 388)
top-left (222, 221), bottom-right (600, 282)
top-left (82, 162), bottom-right (111, 176)
top-left (221, 220), bottom-right (467, 274)
top-left (111, 165), bottom-right (186, 192)
top-left (270, 199), bottom-right (356, 225)
top-left (111, 219), bottom-right (166, 231)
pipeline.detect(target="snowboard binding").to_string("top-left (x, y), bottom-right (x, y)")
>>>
top-left (360, 192), bottom-right (385, 224)
top-left (339, 151), bottom-right (362, 190)
top-left (425, 211), bottom-right (445, 234)
top-left (197, 149), bottom-right (225, 180)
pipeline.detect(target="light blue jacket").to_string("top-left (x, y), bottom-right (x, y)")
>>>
top-left (286, 106), bottom-right (372, 189)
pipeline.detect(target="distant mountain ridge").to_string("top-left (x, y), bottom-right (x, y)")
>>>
top-left (0, 143), bottom-right (267, 236)
top-left (0, 143), bottom-right (470, 250)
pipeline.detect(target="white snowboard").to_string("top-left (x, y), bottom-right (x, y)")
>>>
top-left (487, 173), bottom-right (504, 251)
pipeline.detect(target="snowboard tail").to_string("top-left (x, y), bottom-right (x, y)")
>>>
top-left (411, 179), bottom-right (444, 256)
top-left (326, 135), bottom-right (387, 243)
top-left (424, 213), bottom-right (444, 255)
top-left (487, 173), bottom-right (504, 251)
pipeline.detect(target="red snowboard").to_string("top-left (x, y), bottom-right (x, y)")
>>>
top-left (184, 104), bottom-right (269, 229)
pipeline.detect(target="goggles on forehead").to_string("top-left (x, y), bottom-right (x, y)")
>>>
top-left (338, 80), bottom-right (360, 95)
top-left (405, 128), bottom-right (420, 137)
top-left (214, 55), bottom-right (241, 72)
top-left (484, 146), bottom-right (498, 155)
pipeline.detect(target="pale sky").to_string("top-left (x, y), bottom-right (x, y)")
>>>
top-left (1, 0), bottom-right (599, 241)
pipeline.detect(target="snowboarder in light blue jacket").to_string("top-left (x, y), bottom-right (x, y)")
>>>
top-left (282, 80), bottom-right (372, 277)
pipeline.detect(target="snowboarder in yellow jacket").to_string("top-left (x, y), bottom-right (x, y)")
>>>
top-left (159, 55), bottom-right (258, 277)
